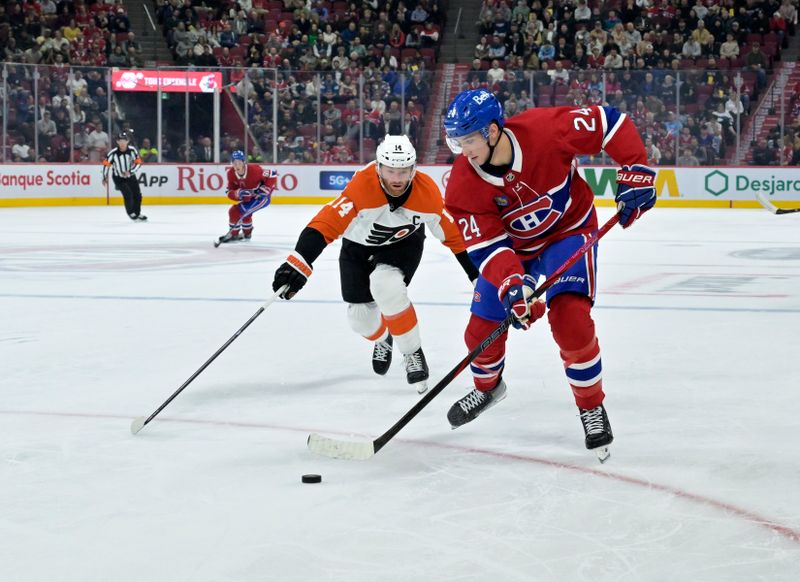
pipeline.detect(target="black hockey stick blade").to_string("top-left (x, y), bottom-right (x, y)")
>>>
top-left (307, 215), bottom-right (621, 460)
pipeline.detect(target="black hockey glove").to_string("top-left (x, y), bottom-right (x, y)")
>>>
top-left (272, 252), bottom-right (312, 299)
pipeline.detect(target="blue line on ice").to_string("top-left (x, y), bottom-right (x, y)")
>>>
top-left (0, 293), bottom-right (798, 313)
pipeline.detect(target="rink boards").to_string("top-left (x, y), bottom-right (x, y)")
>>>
top-left (0, 163), bottom-right (798, 209)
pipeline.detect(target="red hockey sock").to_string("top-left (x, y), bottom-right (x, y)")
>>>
top-left (228, 205), bottom-right (243, 233)
top-left (465, 314), bottom-right (508, 391)
top-left (548, 294), bottom-right (605, 410)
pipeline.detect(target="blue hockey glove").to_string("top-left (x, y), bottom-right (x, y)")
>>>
top-left (615, 164), bottom-right (656, 228)
top-left (238, 188), bottom-right (255, 203)
top-left (498, 274), bottom-right (546, 330)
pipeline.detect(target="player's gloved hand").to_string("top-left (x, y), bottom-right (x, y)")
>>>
top-left (498, 274), bottom-right (546, 330)
top-left (238, 189), bottom-right (255, 203)
top-left (615, 164), bottom-right (656, 228)
top-left (272, 252), bottom-right (312, 299)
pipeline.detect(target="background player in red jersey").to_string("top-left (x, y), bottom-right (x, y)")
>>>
top-left (442, 89), bottom-right (656, 461)
top-left (215, 150), bottom-right (276, 246)
top-left (271, 135), bottom-right (478, 393)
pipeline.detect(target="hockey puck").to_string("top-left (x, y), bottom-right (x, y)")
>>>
top-left (301, 474), bottom-right (322, 484)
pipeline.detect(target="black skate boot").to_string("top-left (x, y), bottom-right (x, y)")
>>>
top-left (243, 231), bottom-right (252, 240)
top-left (447, 380), bottom-right (507, 428)
top-left (579, 403), bottom-right (613, 463)
top-left (372, 334), bottom-right (393, 375)
top-left (404, 347), bottom-right (429, 394)
top-left (136, 215), bottom-right (148, 221)
top-left (214, 232), bottom-right (240, 247)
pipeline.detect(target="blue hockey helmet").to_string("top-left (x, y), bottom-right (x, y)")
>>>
top-left (231, 150), bottom-right (246, 162)
top-left (443, 89), bottom-right (504, 153)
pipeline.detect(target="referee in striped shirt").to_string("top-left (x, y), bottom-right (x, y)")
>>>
top-left (102, 131), bottom-right (147, 221)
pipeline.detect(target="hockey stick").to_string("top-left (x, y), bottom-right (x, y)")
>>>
top-left (755, 191), bottom-right (800, 215)
top-left (307, 214), bottom-right (621, 460)
top-left (130, 285), bottom-right (288, 435)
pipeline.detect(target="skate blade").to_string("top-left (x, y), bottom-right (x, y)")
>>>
top-left (595, 446), bottom-right (611, 463)
top-left (414, 381), bottom-right (428, 394)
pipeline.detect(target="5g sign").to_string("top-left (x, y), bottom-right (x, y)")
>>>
top-left (319, 171), bottom-right (355, 190)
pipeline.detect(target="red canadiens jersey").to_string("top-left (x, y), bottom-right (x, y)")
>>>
top-left (444, 105), bottom-right (648, 286)
top-left (226, 163), bottom-right (277, 200)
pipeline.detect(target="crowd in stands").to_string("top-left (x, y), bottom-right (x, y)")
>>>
top-left (467, 0), bottom-right (800, 165)
top-left (1, 0), bottom-right (145, 162)
top-left (1, 0), bottom-right (443, 163)
top-left (154, 0), bottom-right (442, 162)
top-left (2, 0), bottom-right (799, 165)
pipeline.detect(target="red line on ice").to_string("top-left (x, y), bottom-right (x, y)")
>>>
top-left (3, 408), bottom-right (799, 544)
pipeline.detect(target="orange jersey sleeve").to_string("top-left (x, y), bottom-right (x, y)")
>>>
top-left (306, 165), bottom-right (384, 243)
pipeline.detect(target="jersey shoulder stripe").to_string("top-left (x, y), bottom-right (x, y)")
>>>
top-left (406, 171), bottom-right (445, 215)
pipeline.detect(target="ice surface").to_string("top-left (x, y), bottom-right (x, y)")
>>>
top-left (1, 204), bottom-right (799, 581)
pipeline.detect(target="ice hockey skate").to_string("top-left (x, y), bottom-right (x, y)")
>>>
top-left (404, 347), bottom-right (428, 394)
top-left (447, 379), bottom-right (507, 428)
top-left (214, 232), bottom-right (241, 247)
top-left (136, 215), bottom-right (148, 221)
top-left (579, 403), bottom-right (614, 463)
top-left (372, 334), bottom-right (393, 375)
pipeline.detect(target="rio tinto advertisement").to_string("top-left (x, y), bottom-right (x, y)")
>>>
top-left (111, 70), bottom-right (222, 93)
top-left (0, 164), bottom-right (436, 204)
top-left (1, 164), bottom-right (800, 206)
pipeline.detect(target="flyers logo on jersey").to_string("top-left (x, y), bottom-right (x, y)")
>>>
top-left (365, 223), bottom-right (419, 245)
top-left (504, 196), bottom-right (562, 239)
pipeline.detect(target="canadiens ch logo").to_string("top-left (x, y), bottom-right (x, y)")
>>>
top-left (494, 195), bottom-right (509, 207)
top-left (504, 195), bottom-right (562, 239)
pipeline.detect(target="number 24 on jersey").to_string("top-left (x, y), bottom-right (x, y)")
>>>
top-left (570, 108), bottom-right (597, 132)
top-left (458, 216), bottom-right (482, 241)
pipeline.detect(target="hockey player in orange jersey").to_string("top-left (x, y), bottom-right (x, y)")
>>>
top-left (272, 135), bottom-right (479, 393)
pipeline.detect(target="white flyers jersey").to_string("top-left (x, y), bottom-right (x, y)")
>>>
top-left (307, 162), bottom-right (467, 253)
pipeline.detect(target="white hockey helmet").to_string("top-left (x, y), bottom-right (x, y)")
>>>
top-left (376, 135), bottom-right (416, 195)
top-left (376, 134), bottom-right (416, 169)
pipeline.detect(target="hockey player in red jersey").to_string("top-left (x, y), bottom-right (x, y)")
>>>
top-left (271, 135), bottom-right (479, 393)
top-left (442, 89), bottom-right (656, 460)
top-left (215, 150), bottom-right (276, 246)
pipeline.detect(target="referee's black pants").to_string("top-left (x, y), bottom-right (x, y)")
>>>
top-left (113, 175), bottom-right (143, 217)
